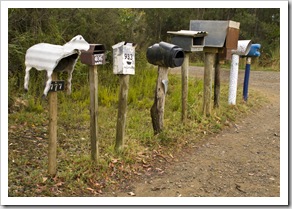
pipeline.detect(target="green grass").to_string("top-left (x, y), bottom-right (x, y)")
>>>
top-left (8, 64), bottom-right (267, 197)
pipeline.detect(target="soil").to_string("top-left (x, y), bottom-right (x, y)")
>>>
top-left (104, 67), bottom-right (280, 197)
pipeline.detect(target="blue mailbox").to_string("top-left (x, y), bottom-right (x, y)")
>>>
top-left (243, 43), bottom-right (261, 101)
top-left (247, 44), bottom-right (261, 57)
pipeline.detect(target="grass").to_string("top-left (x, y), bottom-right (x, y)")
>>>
top-left (8, 64), bottom-right (267, 197)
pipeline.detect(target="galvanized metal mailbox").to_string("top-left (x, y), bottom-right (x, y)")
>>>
top-left (112, 41), bottom-right (136, 75)
top-left (146, 41), bottom-right (185, 68)
top-left (190, 20), bottom-right (240, 60)
top-left (167, 30), bottom-right (208, 52)
top-left (80, 44), bottom-right (106, 65)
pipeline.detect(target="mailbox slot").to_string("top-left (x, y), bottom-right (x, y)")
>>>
top-left (193, 37), bottom-right (204, 46)
top-left (80, 44), bottom-right (106, 65)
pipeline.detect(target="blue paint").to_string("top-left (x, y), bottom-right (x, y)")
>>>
top-left (243, 61), bottom-right (251, 101)
top-left (247, 44), bottom-right (261, 57)
top-left (242, 43), bottom-right (261, 102)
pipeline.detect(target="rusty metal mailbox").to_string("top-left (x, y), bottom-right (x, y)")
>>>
top-left (80, 44), bottom-right (106, 65)
top-left (167, 30), bottom-right (208, 52)
top-left (190, 20), bottom-right (240, 60)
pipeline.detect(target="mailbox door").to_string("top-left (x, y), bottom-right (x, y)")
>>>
top-left (122, 45), bottom-right (135, 75)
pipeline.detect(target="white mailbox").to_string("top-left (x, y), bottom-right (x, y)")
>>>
top-left (112, 41), bottom-right (137, 75)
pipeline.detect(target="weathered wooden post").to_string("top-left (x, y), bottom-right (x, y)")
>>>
top-left (203, 51), bottom-right (215, 116)
top-left (146, 41), bottom-right (184, 135)
top-left (181, 53), bottom-right (189, 121)
top-left (190, 20), bottom-right (240, 113)
top-left (150, 66), bottom-right (169, 134)
top-left (167, 30), bottom-right (207, 122)
top-left (48, 72), bottom-right (58, 175)
top-left (112, 42), bottom-right (136, 151)
top-left (80, 44), bottom-right (106, 161)
top-left (89, 65), bottom-right (99, 161)
top-left (214, 53), bottom-right (221, 108)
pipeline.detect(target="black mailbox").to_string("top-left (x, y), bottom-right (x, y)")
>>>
top-left (146, 41), bottom-right (185, 68)
top-left (80, 44), bottom-right (106, 65)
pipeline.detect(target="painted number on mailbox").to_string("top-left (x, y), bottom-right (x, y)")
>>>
top-left (122, 46), bottom-right (135, 74)
top-left (94, 54), bottom-right (104, 65)
top-left (49, 81), bottom-right (65, 92)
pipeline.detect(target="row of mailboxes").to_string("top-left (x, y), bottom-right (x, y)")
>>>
top-left (80, 20), bottom-right (259, 70)
top-left (80, 41), bottom-right (186, 71)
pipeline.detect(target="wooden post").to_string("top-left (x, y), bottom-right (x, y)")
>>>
top-left (48, 72), bottom-right (57, 175)
top-left (89, 65), bottom-right (99, 161)
top-left (150, 66), bottom-right (168, 135)
top-left (181, 52), bottom-right (189, 122)
top-left (115, 74), bottom-right (130, 151)
top-left (214, 53), bottom-right (220, 108)
top-left (203, 52), bottom-right (215, 116)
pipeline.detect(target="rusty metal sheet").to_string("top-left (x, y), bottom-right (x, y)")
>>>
top-left (225, 27), bottom-right (240, 49)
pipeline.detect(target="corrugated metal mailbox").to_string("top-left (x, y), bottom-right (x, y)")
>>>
top-left (190, 20), bottom-right (240, 59)
top-left (112, 41), bottom-right (136, 75)
top-left (80, 44), bottom-right (106, 65)
top-left (146, 41), bottom-right (185, 68)
top-left (167, 30), bottom-right (208, 52)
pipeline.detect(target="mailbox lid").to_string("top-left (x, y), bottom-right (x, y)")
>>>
top-left (190, 20), bottom-right (240, 48)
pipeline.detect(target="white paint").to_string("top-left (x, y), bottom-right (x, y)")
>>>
top-left (231, 40), bottom-right (252, 56)
top-left (112, 42), bottom-right (136, 75)
top-left (228, 54), bottom-right (239, 105)
top-left (228, 40), bottom-right (252, 105)
top-left (24, 35), bottom-right (90, 97)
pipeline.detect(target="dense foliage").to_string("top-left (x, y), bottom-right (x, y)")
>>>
top-left (8, 8), bottom-right (280, 102)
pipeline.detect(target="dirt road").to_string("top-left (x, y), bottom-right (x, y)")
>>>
top-left (112, 67), bottom-right (281, 198)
